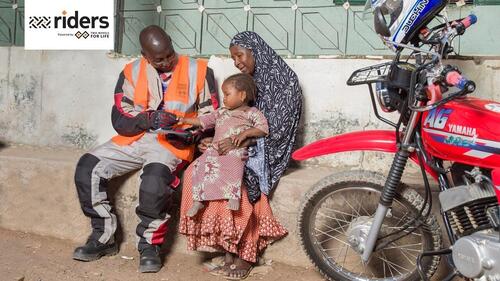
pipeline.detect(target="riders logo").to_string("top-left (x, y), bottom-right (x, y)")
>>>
top-left (25, 0), bottom-right (114, 50)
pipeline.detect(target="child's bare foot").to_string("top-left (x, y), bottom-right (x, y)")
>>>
top-left (227, 199), bottom-right (239, 211)
top-left (225, 257), bottom-right (253, 280)
top-left (186, 201), bottom-right (205, 217)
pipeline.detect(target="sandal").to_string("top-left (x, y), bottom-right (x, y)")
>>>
top-left (209, 261), bottom-right (230, 276)
top-left (207, 252), bottom-right (234, 276)
top-left (225, 263), bottom-right (253, 280)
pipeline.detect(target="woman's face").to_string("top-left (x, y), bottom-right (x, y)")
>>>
top-left (230, 45), bottom-right (255, 75)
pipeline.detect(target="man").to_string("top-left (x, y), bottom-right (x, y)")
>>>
top-left (72, 25), bottom-right (217, 273)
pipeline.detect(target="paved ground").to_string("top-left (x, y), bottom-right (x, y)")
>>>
top-left (0, 228), bottom-right (324, 281)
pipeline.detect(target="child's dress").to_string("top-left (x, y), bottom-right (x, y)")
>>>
top-left (191, 107), bottom-right (268, 202)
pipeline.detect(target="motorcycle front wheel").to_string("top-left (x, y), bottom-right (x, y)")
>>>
top-left (298, 170), bottom-right (442, 281)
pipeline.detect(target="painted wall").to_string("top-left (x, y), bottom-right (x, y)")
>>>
top-left (1, 46), bottom-right (499, 168)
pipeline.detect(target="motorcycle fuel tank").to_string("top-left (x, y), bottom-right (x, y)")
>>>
top-left (421, 97), bottom-right (500, 169)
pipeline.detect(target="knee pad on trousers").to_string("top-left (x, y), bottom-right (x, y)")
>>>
top-left (74, 153), bottom-right (100, 208)
top-left (142, 163), bottom-right (175, 184)
top-left (137, 163), bottom-right (175, 217)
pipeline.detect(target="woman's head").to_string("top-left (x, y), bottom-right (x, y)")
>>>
top-left (230, 32), bottom-right (294, 85)
top-left (229, 45), bottom-right (255, 75)
top-left (229, 31), bottom-right (300, 110)
top-left (230, 31), bottom-right (267, 76)
top-left (221, 73), bottom-right (256, 109)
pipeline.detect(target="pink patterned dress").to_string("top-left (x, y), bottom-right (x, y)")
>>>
top-left (191, 107), bottom-right (268, 202)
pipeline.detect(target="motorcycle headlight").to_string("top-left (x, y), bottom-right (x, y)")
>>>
top-left (376, 82), bottom-right (402, 112)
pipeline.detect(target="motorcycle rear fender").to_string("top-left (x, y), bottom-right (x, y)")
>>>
top-left (292, 130), bottom-right (438, 181)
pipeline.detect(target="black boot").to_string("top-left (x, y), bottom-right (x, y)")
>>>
top-left (72, 239), bottom-right (118, 262)
top-left (139, 244), bottom-right (162, 273)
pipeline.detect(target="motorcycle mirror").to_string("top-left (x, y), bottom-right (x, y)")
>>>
top-left (374, 7), bottom-right (391, 37)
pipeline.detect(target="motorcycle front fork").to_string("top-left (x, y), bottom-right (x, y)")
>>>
top-left (361, 109), bottom-right (421, 263)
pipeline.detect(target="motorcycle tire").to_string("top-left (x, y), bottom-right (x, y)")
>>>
top-left (298, 170), bottom-right (442, 281)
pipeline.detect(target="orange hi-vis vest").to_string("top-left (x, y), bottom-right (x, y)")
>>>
top-left (112, 56), bottom-right (208, 161)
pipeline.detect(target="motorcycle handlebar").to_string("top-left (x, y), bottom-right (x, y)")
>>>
top-left (445, 71), bottom-right (476, 93)
top-left (460, 14), bottom-right (477, 29)
top-left (453, 14), bottom-right (477, 35)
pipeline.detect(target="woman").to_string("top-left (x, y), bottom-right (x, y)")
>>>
top-left (178, 31), bottom-right (303, 280)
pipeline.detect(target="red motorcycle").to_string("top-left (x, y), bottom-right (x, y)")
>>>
top-left (292, 6), bottom-right (500, 281)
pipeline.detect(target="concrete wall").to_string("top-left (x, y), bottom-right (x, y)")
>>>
top-left (1, 46), bottom-right (500, 169)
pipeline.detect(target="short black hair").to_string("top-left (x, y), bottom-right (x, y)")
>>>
top-left (139, 25), bottom-right (173, 54)
top-left (223, 73), bottom-right (256, 104)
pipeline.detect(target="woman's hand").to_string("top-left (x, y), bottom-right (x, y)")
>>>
top-left (231, 131), bottom-right (248, 148)
top-left (217, 137), bottom-right (236, 155)
top-left (198, 137), bottom-right (213, 153)
top-left (218, 136), bottom-right (256, 155)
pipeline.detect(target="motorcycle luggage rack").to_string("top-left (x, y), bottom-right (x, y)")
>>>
top-left (347, 62), bottom-right (392, 86)
top-left (346, 61), bottom-right (398, 128)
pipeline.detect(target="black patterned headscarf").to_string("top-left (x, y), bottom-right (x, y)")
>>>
top-left (230, 31), bottom-right (302, 203)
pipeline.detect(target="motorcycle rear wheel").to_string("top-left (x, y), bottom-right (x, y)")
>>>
top-left (298, 170), bottom-right (442, 281)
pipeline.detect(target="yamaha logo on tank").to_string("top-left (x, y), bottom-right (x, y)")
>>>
top-left (25, 0), bottom-right (114, 50)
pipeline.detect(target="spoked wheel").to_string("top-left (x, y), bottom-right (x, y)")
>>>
top-left (298, 171), bottom-right (442, 281)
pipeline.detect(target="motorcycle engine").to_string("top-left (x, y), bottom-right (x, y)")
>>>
top-left (439, 181), bottom-right (499, 236)
top-left (452, 232), bottom-right (500, 280)
top-left (440, 166), bottom-right (500, 279)
top-left (440, 165), bottom-right (499, 237)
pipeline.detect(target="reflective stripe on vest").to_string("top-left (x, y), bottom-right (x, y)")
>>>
top-left (163, 57), bottom-right (198, 115)
top-left (111, 57), bottom-right (149, 146)
top-left (112, 56), bottom-right (207, 161)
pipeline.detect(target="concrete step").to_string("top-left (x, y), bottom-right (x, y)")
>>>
top-left (0, 144), bottom-right (441, 269)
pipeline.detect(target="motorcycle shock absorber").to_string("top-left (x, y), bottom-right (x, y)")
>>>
top-left (380, 149), bottom-right (411, 205)
top-left (361, 106), bottom-right (422, 263)
top-left (361, 149), bottom-right (411, 262)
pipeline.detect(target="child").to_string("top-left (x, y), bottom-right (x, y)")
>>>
top-left (179, 73), bottom-right (268, 217)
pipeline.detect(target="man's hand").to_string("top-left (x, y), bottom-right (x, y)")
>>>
top-left (184, 129), bottom-right (203, 145)
top-left (198, 137), bottom-right (213, 153)
top-left (149, 111), bottom-right (178, 130)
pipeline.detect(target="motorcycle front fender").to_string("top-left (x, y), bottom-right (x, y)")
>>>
top-left (292, 130), bottom-right (438, 180)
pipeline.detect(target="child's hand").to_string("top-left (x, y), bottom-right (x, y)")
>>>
top-left (231, 131), bottom-right (247, 147)
top-left (198, 137), bottom-right (213, 153)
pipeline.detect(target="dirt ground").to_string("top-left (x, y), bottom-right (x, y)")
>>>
top-left (0, 228), bottom-right (324, 281)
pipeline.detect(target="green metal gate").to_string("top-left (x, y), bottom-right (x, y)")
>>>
top-left (1, 0), bottom-right (499, 56)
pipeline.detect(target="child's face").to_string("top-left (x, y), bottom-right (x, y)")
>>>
top-left (222, 82), bottom-right (246, 109)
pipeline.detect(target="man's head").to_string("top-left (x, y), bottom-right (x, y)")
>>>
top-left (140, 25), bottom-right (178, 72)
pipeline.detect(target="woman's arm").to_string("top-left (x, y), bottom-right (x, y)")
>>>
top-left (217, 136), bottom-right (256, 155)
top-left (232, 128), bottom-right (266, 147)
